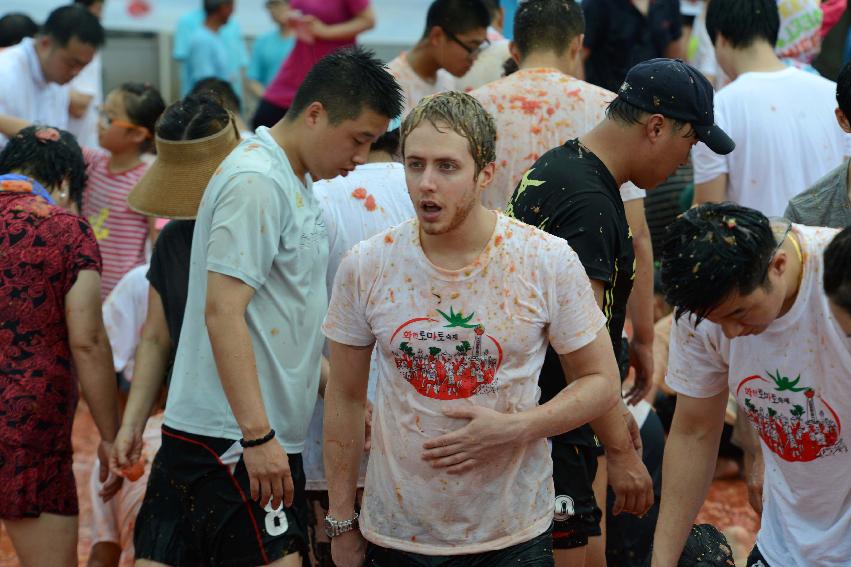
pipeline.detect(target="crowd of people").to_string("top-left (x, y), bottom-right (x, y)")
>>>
top-left (1, 1), bottom-right (850, 567)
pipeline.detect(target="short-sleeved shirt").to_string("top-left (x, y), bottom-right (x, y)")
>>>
top-left (81, 147), bottom-right (150, 299)
top-left (248, 30), bottom-right (296, 87)
top-left (507, 139), bottom-right (635, 445)
top-left (147, 220), bottom-right (195, 353)
top-left (0, 38), bottom-right (70, 148)
top-left (184, 26), bottom-right (234, 94)
top-left (582, 0), bottom-right (683, 93)
top-left (666, 225), bottom-right (851, 567)
top-left (323, 213), bottom-right (605, 554)
top-left (262, 0), bottom-right (370, 109)
top-left (386, 52), bottom-right (456, 119)
top-left (67, 53), bottom-right (102, 149)
top-left (470, 67), bottom-right (646, 211)
top-left (0, 189), bottom-right (101, 452)
top-left (164, 127), bottom-right (328, 451)
top-left (785, 159), bottom-right (851, 229)
top-left (102, 264), bottom-right (149, 378)
top-left (173, 9), bottom-right (249, 98)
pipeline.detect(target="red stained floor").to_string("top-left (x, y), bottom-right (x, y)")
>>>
top-left (0, 404), bottom-right (760, 566)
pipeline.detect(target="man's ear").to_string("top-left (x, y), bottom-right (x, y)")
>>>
top-left (508, 40), bottom-right (520, 65)
top-left (836, 107), bottom-right (851, 134)
top-left (645, 114), bottom-right (665, 143)
top-left (476, 161), bottom-right (496, 190)
top-left (428, 25), bottom-right (445, 47)
top-left (302, 101), bottom-right (326, 129)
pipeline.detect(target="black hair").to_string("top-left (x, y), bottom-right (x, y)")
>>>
top-left (370, 128), bottom-right (400, 155)
top-left (189, 77), bottom-right (242, 115)
top-left (204, 0), bottom-right (233, 16)
top-left (74, 0), bottom-right (104, 7)
top-left (837, 61), bottom-right (851, 120)
top-left (156, 93), bottom-right (231, 141)
top-left (606, 97), bottom-right (692, 136)
top-left (705, 0), bottom-right (780, 49)
top-left (0, 13), bottom-right (38, 48)
top-left (824, 225), bottom-right (851, 314)
top-left (480, 0), bottom-right (502, 17)
top-left (42, 4), bottom-right (105, 48)
top-left (0, 126), bottom-right (87, 210)
top-left (660, 202), bottom-right (777, 324)
top-left (502, 56), bottom-right (519, 77)
top-left (119, 82), bottom-right (166, 153)
top-left (288, 46), bottom-right (404, 125)
top-left (423, 0), bottom-right (491, 38)
top-left (513, 0), bottom-right (584, 58)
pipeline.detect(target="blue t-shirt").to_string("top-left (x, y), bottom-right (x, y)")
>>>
top-left (248, 30), bottom-right (295, 87)
top-left (185, 26), bottom-right (233, 94)
top-left (173, 9), bottom-right (248, 97)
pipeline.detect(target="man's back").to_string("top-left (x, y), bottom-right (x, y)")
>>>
top-left (694, 67), bottom-right (849, 216)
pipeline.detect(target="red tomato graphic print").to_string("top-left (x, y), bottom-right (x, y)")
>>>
top-left (736, 371), bottom-right (843, 462)
top-left (390, 307), bottom-right (503, 400)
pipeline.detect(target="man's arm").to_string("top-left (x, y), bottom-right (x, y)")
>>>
top-left (624, 198), bottom-right (654, 405)
top-left (69, 90), bottom-right (94, 119)
top-left (206, 271), bottom-right (294, 510)
top-left (693, 174), bottom-right (728, 205)
top-left (324, 339), bottom-right (373, 567)
top-left (0, 113), bottom-right (30, 137)
top-left (66, 270), bottom-right (122, 501)
top-left (307, 6), bottom-right (375, 42)
top-left (652, 390), bottom-right (729, 566)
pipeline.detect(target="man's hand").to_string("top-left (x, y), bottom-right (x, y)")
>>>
top-left (98, 441), bottom-right (123, 502)
top-left (624, 408), bottom-right (644, 457)
top-left (110, 423), bottom-right (144, 473)
top-left (607, 445), bottom-right (654, 517)
top-left (331, 529), bottom-right (367, 567)
top-left (626, 339), bottom-right (654, 406)
top-left (745, 449), bottom-right (764, 515)
top-left (243, 441), bottom-right (294, 510)
top-left (421, 406), bottom-right (522, 474)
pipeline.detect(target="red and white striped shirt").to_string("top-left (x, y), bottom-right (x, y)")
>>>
top-left (81, 147), bottom-right (149, 299)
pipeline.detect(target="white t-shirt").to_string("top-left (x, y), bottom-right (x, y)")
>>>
top-left (692, 67), bottom-right (849, 217)
top-left (165, 127), bottom-right (328, 451)
top-left (304, 161), bottom-right (415, 490)
top-left (387, 52), bottom-right (456, 119)
top-left (102, 263), bottom-right (149, 379)
top-left (323, 213), bottom-right (606, 555)
top-left (67, 52), bottom-right (103, 149)
top-left (666, 225), bottom-right (851, 567)
top-left (0, 38), bottom-right (70, 148)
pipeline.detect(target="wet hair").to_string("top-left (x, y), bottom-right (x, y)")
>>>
top-left (606, 97), bottom-right (692, 136)
top-left (189, 77), bottom-right (242, 115)
top-left (502, 56), bottom-right (519, 77)
top-left (42, 4), bottom-right (105, 48)
top-left (0, 126), bottom-right (87, 209)
top-left (423, 0), bottom-right (491, 38)
top-left (204, 0), bottom-right (233, 16)
top-left (119, 82), bottom-right (166, 153)
top-left (837, 61), bottom-right (851, 120)
top-left (401, 90), bottom-right (496, 177)
top-left (705, 0), bottom-right (780, 49)
top-left (288, 46), bottom-right (404, 125)
top-left (660, 202), bottom-right (777, 324)
top-left (155, 93), bottom-right (231, 141)
top-left (370, 128), bottom-right (400, 156)
top-left (513, 0), bottom-right (584, 58)
top-left (0, 13), bottom-right (38, 48)
top-left (824, 225), bottom-right (851, 315)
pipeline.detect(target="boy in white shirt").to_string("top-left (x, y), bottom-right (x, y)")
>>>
top-left (652, 202), bottom-right (851, 567)
top-left (322, 91), bottom-right (626, 567)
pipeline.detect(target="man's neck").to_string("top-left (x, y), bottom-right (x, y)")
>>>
top-left (205, 15), bottom-right (224, 32)
top-left (778, 231), bottom-right (805, 318)
top-left (270, 119), bottom-right (309, 181)
top-left (420, 206), bottom-right (497, 271)
top-left (518, 51), bottom-right (576, 77)
top-left (406, 42), bottom-right (441, 83)
top-left (367, 150), bottom-right (393, 164)
top-left (726, 42), bottom-right (787, 79)
top-left (577, 121), bottom-right (632, 187)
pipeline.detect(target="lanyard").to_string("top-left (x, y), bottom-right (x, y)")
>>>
top-left (0, 173), bottom-right (56, 204)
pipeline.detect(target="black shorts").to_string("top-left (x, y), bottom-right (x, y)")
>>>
top-left (134, 425), bottom-right (308, 567)
top-left (364, 526), bottom-right (553, 566)
top-left (551, 442), bottom-right (603, 549)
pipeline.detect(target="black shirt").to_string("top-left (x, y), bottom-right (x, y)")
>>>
top-left (147, 219), bottom-right (195, 351)
top-left (582, 0), bottom-right (683, 93)
top-left (507, 139), bottom-right (635, 446)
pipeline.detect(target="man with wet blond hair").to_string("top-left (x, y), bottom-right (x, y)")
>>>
top-left (321, 91), bottom-right (624, 567)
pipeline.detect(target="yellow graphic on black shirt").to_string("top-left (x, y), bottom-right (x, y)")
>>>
top-left (505, 168), bottom-right (546, 218)
top-left (88, 208), bottom-right (110, 241)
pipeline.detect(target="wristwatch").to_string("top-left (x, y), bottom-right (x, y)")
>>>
top-left (324, 512), bottom-right (359, 538)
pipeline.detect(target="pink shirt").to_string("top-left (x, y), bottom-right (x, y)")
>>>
top-left (263, 0), bottom-right (370, 108)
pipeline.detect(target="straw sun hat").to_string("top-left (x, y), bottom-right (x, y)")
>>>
top-left (128, 113), bottom-right (241, 219)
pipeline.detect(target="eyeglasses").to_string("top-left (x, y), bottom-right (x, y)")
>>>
top-left (97, 107), bottom-right (151, 138)
top-left (444, 30), bottom-right (490, 58)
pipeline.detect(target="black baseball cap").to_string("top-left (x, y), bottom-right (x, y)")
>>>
top-left (616, 58), bottom-right (735, 156)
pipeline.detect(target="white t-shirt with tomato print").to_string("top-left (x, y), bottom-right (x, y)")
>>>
top-left (323, 212), bottom-right (606, 555)
top-left (666, 225), bottom-right (851, 567)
